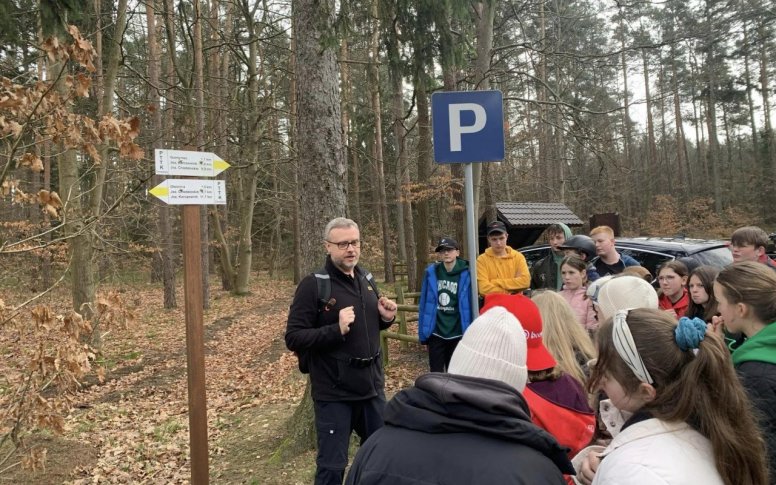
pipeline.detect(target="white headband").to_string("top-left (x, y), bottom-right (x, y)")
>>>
top-left (612, 310), bottom-right (654, 384)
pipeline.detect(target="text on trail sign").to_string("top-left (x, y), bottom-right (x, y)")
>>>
top-left (149, 179), bottom-right (226, 205)
top-left (155, 149), bottom-right (230, 177)
top-left (431, 90), bottom-right (505, 163)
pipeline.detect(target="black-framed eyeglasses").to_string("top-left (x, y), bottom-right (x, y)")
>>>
top-left (327, 239), bottom-right (361, 250)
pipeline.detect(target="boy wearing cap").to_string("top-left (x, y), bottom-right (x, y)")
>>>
top-left (418, 237), bottom-right (473, 372)
top-left (477, 220), bottom-right (531, 296)
top-left (345, 307), bottom-right (574, 485)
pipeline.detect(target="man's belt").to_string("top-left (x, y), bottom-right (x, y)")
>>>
top-left (348, 352), bottom-right (380, 368)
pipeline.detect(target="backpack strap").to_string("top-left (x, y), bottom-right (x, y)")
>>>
top-left (313, 266), bottom-right (380, 312)
top-left (362, 270), bottom-right (380, 299)
top-left (312, 268), bottom-right (331, 311)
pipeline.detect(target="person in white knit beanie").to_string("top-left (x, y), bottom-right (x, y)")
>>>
top-left (345, 307), bottom-right (573, 485)
top-left (592, 275), bottom-right (658, 323)
top-left (447, 306), bottom-right (528, 391)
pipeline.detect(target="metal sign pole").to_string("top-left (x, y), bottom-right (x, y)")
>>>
top-left (465, 163), bottom-right (480, 319)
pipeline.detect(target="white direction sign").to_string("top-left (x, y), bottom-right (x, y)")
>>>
top-left (149, 179), bottom-right (226, 205)
top-left (155, 149), bottom-right (230, 177)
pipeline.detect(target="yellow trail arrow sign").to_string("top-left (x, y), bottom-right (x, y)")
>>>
top-left (149, 179), bottom-right (226, 205)
top-left (155, 149), bottom-right (231, 177)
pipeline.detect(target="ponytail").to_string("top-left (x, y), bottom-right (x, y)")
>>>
top-left (591, 309), bottom-right (769, 485)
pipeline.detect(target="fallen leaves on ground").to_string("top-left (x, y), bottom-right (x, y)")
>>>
top-left (1, 273), bottom-right (428, 483)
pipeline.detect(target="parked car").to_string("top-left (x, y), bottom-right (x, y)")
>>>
top-left (519, 237), bottom-right (733, 282)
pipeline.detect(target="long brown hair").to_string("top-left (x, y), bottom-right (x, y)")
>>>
top-left (588, 308), bottom-right (769, 485)
top-left (685, 265), bottom-right (720, 322)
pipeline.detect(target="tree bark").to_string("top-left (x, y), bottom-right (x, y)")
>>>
top-left (147, 0), bottom-right (176, 308)
top-left (368, 0), bottom-right (394, 282)
top-left (281, 0), bottom-right (349, 457)
top-left (192, 0), bottom-right (210, 307)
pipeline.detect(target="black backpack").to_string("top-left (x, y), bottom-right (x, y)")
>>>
top-left (296, 267), bottom-right (380, 374)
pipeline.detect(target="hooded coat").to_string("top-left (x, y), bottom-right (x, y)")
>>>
top-left (732, 322), bottom-right (776, 478)
top-left (344, 373), bottom-right (574, 485)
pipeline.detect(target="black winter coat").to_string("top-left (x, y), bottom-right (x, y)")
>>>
top-left (285, 257), bottom-right (393, 402)
top-left (737, 361), bottom-right (776, 479)
top-left (530, 253), bottom-right (561, 291)
top-left (345, 373), bottom-right (574, 485)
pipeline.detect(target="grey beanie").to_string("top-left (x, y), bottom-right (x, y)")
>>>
top-left (448, 306), bottom-right (528, 391)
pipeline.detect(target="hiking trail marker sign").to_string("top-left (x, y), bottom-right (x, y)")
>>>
top-left (154, 148), bottom-right (230, 177)
top-left (151, 148), bottom-right (232, 485)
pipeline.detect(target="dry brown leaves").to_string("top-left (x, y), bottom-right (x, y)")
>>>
top-left (1, 275), bottom-right (428, 483)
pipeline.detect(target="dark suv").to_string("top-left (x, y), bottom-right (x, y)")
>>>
top-left (519, 237), bottom-right (732, 279)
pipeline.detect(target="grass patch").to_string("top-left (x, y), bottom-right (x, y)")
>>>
top-left (153, 418), bottom-right (183, 442)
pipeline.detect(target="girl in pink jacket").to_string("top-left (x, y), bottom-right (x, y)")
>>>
top-left (559, 256), bottom-right (597, 332)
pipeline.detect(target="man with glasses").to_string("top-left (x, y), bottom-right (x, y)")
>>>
top-left (418, 237), bottom-right (473, 372)
top-left (285, 217), bottom-right (398, 485)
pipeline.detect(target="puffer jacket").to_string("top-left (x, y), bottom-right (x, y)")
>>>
top-left (583, 418), bottom-right (723, 485)
top-left (732, 322), bottom-right (776, 478)
top-left (345, 373), bottom-right (574, 485)
top-left (418, 260), bottom-right (472, 344)
top-left (560, 286), bottom-right (597, 331)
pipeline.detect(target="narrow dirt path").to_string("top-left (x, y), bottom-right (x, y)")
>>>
top-left (3, 275), bottom-right (426, 484)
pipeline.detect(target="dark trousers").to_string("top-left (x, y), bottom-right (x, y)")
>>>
top-left (428, 334), bottom-right (461, 372)
top-left (313, 395), bottom-right (386, 485)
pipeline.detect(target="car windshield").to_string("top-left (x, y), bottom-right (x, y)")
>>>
top-left (617, 248), bottom-right (674, 278)
top-left (691, 247), bottom-right (733, 267)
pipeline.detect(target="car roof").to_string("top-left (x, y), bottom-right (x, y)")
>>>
top-left (614, 237), bottom-right (729, 255)
top-left (519, 236), bottom-right (729, 255)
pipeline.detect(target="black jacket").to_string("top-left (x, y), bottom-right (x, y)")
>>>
top-left (736, 361), bottom-right (776, 478)
top-left (531, 253), bottom-right (561, 290)
top-left (345, 373), bottom-right (574, 485)
top-left (285, 257), bottom-right (393, 401)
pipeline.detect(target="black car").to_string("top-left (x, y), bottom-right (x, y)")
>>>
top-left (519, 237), bottom-right (733, 281)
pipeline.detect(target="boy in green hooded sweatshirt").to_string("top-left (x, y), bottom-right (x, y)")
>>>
top-left (530, 223), bottom-right (573, 291)
top-left (418, 237), bottom-right (473, 372)
top-left (712, 261), bottom-right (776, 479)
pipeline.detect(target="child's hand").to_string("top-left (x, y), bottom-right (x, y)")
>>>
top-left (708, 315), bottom-right (725, 338)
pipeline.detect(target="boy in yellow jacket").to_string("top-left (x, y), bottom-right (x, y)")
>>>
top-left (477, 221), bottom-right (530, 296)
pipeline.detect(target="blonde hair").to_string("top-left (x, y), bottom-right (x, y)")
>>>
top-left (590, 225), bottom-right (614, 238)
top-left (531, 291), bottom-right (596, 386)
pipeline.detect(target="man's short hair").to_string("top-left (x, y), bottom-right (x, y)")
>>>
top-left (545, 224), bottom-right (565, 237)
top-left (323, 217), bottom-right (359, 239)
top-left (590, 225), bottom-right (614, 238)
top-left (731, 226), bottom-right (769, 249)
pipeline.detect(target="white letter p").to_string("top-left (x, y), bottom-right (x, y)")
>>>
top-left (448, 103), bottom-right (487, 152)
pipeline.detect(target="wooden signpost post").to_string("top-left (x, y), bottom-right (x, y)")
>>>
top-left (150, 149), bottom-right (230, 484)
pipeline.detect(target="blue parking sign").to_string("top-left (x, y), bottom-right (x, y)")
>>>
top-left (431, 90), bottom-right (505, 163)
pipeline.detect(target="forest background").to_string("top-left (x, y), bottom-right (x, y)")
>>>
top-left (0, 0), bottom-right (775, 481)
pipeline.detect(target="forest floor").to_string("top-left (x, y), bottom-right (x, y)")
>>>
top-left (0, 272), bottom-right (426, 484)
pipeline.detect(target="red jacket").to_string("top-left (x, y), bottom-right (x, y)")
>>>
top-left (659, 289), bottom-right (689, 319)
top-left (523, 374), bottom-right (596, 457)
